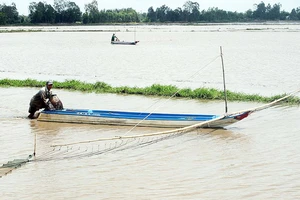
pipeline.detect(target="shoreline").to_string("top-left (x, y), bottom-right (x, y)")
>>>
top-left (1, 21), bottom-right (300, 33)
top-left (1, 21), bottom-right (300, 26)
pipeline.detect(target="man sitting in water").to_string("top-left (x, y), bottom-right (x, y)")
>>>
top-left (111, 33), bottom-right (119, 42)
top-left (28, 80), bottom-right (63, 119)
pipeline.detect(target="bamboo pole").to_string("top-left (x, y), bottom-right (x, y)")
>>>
top-left (34, 132), bottom-right (37, 157)
top-left (220, 46), bottom-right (228, 114)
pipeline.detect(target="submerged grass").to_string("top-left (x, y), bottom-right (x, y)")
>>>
top-left (1, 78), bottom-right (299, 105)
top-left (0, 29), bottom-right (43, 33)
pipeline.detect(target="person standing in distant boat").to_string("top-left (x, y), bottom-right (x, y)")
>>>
top-left (28, 80), bottom-right (55, 119)
top-left (111, 33), bottom-right (119, 42)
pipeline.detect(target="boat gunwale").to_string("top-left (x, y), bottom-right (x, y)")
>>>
top-left (40, 109), bottom-right (222, 121)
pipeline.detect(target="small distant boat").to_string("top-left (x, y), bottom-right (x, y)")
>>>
top-left (111, 41), bottom-right (139, 45)
top-left (111, 28), bottom-right (139, 45)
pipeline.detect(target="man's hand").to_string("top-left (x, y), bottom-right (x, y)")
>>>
top-left (46, 101), bottom-right (55, 110)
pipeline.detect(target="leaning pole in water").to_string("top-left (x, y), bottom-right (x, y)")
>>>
top-left (220, 46), bottom-right (228, 114)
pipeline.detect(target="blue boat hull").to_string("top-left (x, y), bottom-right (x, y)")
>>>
top-left (37, 109), bottom-right (250, 128)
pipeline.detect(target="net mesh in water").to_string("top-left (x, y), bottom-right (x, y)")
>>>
top-left (35, 131), bottom-right (186, 162)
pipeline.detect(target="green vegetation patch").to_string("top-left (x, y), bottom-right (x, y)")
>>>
top-left (0, 78), bottom-right (299, 104)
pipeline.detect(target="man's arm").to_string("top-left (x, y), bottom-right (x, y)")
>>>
top-left (41, 89), bottom-right (54, 110)
top-left (41, 90), bottom-right (50, 105)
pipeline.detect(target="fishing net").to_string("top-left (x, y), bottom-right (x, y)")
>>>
top-left (0, 155), bottom-right (32, 177)
top-left (1, 88), bottom-right (299, 178)
top-left (34, 130), bottom-right (187, 162)
top-left (34, 88), bottom-right (300, 162)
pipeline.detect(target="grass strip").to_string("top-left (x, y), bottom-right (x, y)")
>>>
top-left (1, 78), bottom-right (299, 104)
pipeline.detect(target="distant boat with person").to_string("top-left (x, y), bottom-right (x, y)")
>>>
top-left (111, 40), bottom-right (139, 45)
top-left (111, 33), bottom-right (139, 45)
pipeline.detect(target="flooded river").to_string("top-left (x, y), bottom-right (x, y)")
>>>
top-left (0, 24), bottom-right (300, 199)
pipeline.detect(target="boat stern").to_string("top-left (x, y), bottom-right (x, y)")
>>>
top-left (233, 111), bottom-right (251, 121)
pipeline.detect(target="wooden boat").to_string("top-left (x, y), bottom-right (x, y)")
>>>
top-left (37, 109), bottom-right (250, 128)
top-left (111, 41), bottom-right (139, 45)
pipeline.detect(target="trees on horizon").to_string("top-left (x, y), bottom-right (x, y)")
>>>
top-left (0, 0), bottom-right (300, 25)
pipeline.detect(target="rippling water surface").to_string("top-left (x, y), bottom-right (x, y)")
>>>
top-left (0, 24), bottom-right (300, 199)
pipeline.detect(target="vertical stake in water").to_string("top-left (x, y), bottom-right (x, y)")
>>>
top-left (34, 132), bottom-right (37, 157)
top-left (220, 46), bottom-right (228, 114)
top-left (134, 26), bottom-right (136, 42)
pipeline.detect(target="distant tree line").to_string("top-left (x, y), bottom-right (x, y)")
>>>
top-left (0, 0), bottom-right (300, 25)
top-left (147, 1), bottom-right (300, 22)
top-left (0, 2), bottom-right (19, 24)
top-left (82, 0), bottom-right (138, 23)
